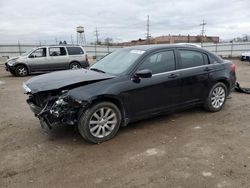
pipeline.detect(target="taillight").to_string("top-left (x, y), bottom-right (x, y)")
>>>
top-left (230, 63), bottom-right (236, 72)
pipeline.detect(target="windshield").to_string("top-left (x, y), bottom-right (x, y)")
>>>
top-left (90, 48), bottom-right (145, 75)
top-left (22, 48), bottom-right (36, 56)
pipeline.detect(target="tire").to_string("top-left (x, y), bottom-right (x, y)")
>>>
top-left (15, 65), bottom-right (28, 77)
top-left (78, 102), bottom-right (122, 143)
top-left (204, 82), bottom-right (227, 112)
top-left (69, 62), bottom-right (82, 69)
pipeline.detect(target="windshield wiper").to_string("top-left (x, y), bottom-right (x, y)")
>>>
top-left (90, 68), bottom-right (106, 73)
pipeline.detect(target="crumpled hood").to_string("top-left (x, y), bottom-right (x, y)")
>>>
top-left (24, 69), bottom-right (115, 93)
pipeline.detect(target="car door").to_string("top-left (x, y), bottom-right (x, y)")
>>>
top-left (127, 49), bottom-right (182, 118)
top-left (48, 47), bottom-right (69, 70)
top-left (27, 48), bottom-right (48, 71)
top-left (177, 49), bottom-right (211, 104)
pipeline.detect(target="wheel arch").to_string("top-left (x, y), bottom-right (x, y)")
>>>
top-left (89, 95), bottom-right (127, 126)
top-left (215, 78), bottom-right (230, 93)
top-left (69, 60), bottom-right (81, 64)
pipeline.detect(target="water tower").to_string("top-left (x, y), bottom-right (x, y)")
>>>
top-left (76, 26), bottom-right (86, 45)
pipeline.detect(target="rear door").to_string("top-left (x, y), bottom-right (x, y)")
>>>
top-left (67, 47), bottom-right (86, 67)
top-left (177, 49), bottom-right (211, 104)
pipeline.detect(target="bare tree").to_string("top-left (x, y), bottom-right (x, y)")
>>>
top-left (233, 34), bottom-right (250, 42)
top-left (104, 37), bottom-right (113, 46)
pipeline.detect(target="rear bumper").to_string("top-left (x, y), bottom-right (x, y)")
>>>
top-left (80, 60), bottom-right (89, 68)
top-left (229, 74), bottom-right (237, 93)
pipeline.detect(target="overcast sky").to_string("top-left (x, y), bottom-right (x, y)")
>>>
top-left (0, 0), bottom-right (249, 44)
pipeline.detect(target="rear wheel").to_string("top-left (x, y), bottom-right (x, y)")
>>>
top-left (15, 65), bottom-right (28, 76)
top-left (204, 82), bottom-right (227, 112)
top-left (69, 62), bottom-right (81, 69)
top-left (78, 102), bottom-right (122, 143)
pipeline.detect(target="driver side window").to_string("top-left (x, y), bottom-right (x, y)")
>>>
top-left (29, 48), bottom-right (46, 58)
top-left (138, 50), bottom-right (176, 74)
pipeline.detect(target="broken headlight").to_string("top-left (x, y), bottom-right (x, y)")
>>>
top-left (49, 91), bottom-right (69, 117)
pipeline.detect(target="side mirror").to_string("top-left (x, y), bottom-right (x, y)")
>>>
top-left (135, 69), bottom-right (152, 78)
top-left (29, 54), bottom-right (34, 58)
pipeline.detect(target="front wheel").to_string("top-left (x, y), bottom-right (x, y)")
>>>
top-left (204, 82), bottom-right (227, 112)
top-left (15, 65), bottom-right (28, 77)
top-left (78, 102), bottom-right (122, 143)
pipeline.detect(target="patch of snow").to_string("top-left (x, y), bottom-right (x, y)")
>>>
top-left (202, 171), bottom-right (212, 177)
top-left (0, 80), bottom-right (5, 85)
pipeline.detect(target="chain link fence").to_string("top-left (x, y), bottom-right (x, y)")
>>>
top-left (202, 42), bottom-right (250, 57)
top-left (1, 42), bottom-right (250, 64)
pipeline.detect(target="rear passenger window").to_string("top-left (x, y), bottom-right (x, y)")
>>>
top-left (179, 50), bottom-right (206, 69)
top-left (67, 47), bottom-right (84, 55)
top-left (49, 47), bottom-right (66, 56)
top-left (139, 50), bottom-right (176, 74)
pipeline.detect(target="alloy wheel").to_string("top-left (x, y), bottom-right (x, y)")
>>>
top-left (211, 86), bottom-right (226, 109)
top-left (89, 107), bottom-right (117, 138)
top-left (17, 67), bottom-right (27, 76)
top-left (70, 63), bottom-right (81, 69)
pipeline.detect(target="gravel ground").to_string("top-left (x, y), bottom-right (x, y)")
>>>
top-left (0, 60), bottom-right (250, 188)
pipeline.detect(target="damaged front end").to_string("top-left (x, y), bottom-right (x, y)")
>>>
top-left (24, 84), bottom-right (88, 132)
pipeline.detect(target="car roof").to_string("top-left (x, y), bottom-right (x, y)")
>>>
top-left (123, 44), bottom-right (216, 56)
top-left (38, 45), bottom-right (83, 48)
top-left (126, 44), bottom-right (201, 51)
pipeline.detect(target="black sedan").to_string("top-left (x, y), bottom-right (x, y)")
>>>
top-left (23, 44), bottom-right (236, 143)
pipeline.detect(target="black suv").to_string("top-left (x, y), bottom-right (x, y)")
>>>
top-left (23, 44), bottom-right (236, 143)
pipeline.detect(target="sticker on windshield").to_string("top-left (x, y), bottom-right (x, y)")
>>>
top-left (130, 50), bottom-right (145, 55)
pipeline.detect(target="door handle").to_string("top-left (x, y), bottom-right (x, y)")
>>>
top-left (204, 67), bottom-right (212, 71)
top-left (168, 73), bottom-right (178, 79)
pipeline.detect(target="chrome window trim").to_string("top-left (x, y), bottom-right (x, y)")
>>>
top-left (152, 64), bottom-right (215, 77)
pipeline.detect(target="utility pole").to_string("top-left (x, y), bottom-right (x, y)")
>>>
top-left (146, 15), bottom-right (150, 44)
top-left (95, 28), bottom-right (100, 44)
top-left (71, 35), bottom-right (74, 45)
top-left (18, 40), bottom-right (21, 55)
top-left (200, 20), bottom-right (206, 47)
top-left (94, 28), bottom-right (100, 60)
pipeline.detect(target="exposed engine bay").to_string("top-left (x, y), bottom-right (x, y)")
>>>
top-left (26, 89), bottom-right (87, 131)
